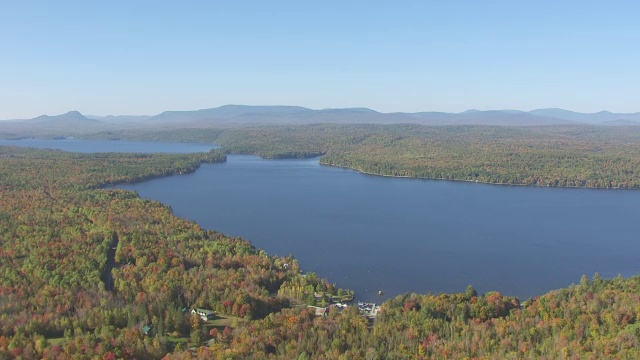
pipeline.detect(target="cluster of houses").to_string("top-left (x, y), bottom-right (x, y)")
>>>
top-left (143, 301), bottom-right (381, 336)
top-left (307, 301), bottom-right (380, 320)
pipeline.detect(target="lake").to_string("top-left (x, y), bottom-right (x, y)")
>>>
top-left (0, 138), bottom-right (215, 153)
top-left (116, 154), bottom-right (640, 301)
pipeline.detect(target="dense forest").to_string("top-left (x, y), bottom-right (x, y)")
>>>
top-left (81, 124), bottom-right (640, 189)
top-left (1, 144), bottom-right (639, 359)
top-left (180, 277), bottom-right (640, 359)
top-left (0, 146), bottom-right (343, 358)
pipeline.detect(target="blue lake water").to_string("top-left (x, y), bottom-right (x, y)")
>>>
top-left (0, 138), bottom-right (215, 153)
top-left (116, 154), bottom-right (640, 302)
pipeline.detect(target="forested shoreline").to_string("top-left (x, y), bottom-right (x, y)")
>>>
top-left (77, 124), bottom-right (640, 189)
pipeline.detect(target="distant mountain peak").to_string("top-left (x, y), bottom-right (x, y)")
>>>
top-left (34, 110), bottom-right (85, 118)
top-left (30, 110), bottom-right (99, 124)
top-left (530, 108), bottom-right (640, 124)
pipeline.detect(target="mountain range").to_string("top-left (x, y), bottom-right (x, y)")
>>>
top-left (3, 105), bottom-right (640, 127)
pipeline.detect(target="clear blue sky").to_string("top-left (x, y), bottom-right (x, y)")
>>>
top-left (1, 0), bottom-right (639, 118)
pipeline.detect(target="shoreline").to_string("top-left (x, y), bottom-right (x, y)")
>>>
top-left (319, 160), bottom-right (629, 190)
top-left (107, 151), bottom-right (638, 303)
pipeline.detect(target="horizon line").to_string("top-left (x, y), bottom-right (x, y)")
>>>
top-left (2, 105), bottom-right (640, 121)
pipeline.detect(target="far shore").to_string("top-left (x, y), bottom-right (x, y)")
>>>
top-left (318, 160), bottom-right (629, 190)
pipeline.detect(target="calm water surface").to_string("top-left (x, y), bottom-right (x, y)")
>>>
top-left (118, 155), bottom-right (640, 301)
top-left (0, 138), bottom-right (215, 153)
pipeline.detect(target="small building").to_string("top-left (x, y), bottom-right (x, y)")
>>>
top-left (143, 325), bottom-right (153, 336)
top-left (191, 308), bottom-right (216, 321)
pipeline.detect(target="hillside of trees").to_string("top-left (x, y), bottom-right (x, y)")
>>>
top-left (82, 124), bottom-right (640, 189)
top-left (0, 146), bottom-right (322, 358)
top-left (1, 143), bottom-right (639, 359)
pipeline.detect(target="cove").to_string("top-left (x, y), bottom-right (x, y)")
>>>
top-left (118, 154), bottom-right (640, 301)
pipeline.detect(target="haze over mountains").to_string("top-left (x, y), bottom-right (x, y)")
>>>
top-left (2, 105), bottom-right (640, 128)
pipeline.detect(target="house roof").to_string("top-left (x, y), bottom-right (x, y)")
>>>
top-left (194, 308), bottom-right (215, 315)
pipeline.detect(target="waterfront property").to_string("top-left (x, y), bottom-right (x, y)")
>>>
top-left (358, 302), bottom-right (380, 318)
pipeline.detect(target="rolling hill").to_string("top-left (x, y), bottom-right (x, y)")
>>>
top-left (3, 106), bottom-right (640, 130)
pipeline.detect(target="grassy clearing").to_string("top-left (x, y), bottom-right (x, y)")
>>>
top-left (202, 314), bottom-right (241, 333)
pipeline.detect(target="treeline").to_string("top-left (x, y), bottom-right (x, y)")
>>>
top-left (0, 146), bottom-right (227, 190)
top-left (278, 272), bottom-right (355, 306)
top-left (370, 275), bottom-right (640, 359)
top-left (222, 124), bottom-right (640, 189)
top-left (83, 124), bottom-right (640, 188)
